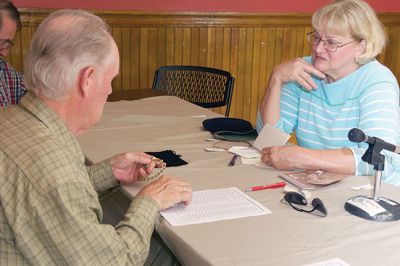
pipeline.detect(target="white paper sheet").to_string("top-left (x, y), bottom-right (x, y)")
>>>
top-left (228, 146), bottom-right (261, 159)
top-left (253, 123), bottom-right (290, 151)
top-left (303, 258), bottom-right (350, 266)
top-left (160, 187), bottom-right (271, 226)
top-left (240, 156), bottom-right (261, 165)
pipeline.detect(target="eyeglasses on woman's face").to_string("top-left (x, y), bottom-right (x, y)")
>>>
top-left (307, 31), bottom-right (358, 52)
top-left (281, 191), bottom-right (328, 217)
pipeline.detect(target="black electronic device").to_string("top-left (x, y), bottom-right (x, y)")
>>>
top-left (345, 128), bottom-right (400, 222)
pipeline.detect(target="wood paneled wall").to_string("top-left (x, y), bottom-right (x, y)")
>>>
top-left (11, 9), bottom-right (400, 124)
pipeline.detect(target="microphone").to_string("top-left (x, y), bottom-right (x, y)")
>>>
top-left (348, 128), bottom-right (400, 154)
top-left (348, 128), bottom-right (373, 143)
top-left (346, 128), bottom-right (400, 222)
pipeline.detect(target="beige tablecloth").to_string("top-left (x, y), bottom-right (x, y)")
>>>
top-left (78, 96), bottom-right (400, 266)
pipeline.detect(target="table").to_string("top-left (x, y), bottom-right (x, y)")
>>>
top-left (78, 96), bottom-right (400, 266)
top-left (107, 89), bottom-right (164, 101)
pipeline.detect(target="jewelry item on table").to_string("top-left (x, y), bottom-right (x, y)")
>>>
top-left (138, 157), bottom-right (167, 181)
top-left (204, 140), bottom-right (251, 152)
top-left (212, 140), bottom-right (251, 151)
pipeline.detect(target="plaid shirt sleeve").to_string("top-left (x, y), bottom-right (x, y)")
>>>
top-left (86, 159), bottom-right (120, 195)
top-left (0, 59), bottom-right (27, 107)
top-left (0, 158), bottom-right (160, 265)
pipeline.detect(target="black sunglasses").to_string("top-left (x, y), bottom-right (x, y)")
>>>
top-left (281, 191), bottom-right (328, 217)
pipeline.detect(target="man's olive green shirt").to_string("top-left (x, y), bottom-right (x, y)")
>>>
top-left (0, 92), bottom-right (160, 265)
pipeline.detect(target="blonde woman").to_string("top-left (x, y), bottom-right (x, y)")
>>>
top-left (257, 0), bottom-right (400, 184)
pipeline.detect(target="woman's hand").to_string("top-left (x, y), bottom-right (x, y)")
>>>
top-left (261, 145), bottom-right (302, 170)
top-left (271, 58), bottom-right (325, 91)
top-left (259, 58), bottom-right (326, 126)
top-left (261, 145), bottom-right (355, 175)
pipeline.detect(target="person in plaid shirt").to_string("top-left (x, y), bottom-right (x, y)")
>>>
top-left (0, 9), bottom-right (192, 265)
top-left (0, 0), bottom-right (26, 107)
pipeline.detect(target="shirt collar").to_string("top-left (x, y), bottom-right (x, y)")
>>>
top-left (20, 92), bottom-right (85, 162)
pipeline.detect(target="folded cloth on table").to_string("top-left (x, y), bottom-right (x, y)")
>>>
top-left (145, 150), bottom-right (188, 167)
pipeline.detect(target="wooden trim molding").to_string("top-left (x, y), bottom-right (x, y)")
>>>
top-left (13, 9), bottom-right (400, 122)
top-left (19, 9), bottom-right (400, 26)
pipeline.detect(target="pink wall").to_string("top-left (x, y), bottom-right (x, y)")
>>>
top-left (12, 0), bottom-right (400, 13)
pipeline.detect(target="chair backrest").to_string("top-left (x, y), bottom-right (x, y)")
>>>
top-left (152, 65), bottom-right (235, 117)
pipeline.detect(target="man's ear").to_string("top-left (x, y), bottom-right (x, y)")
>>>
top-left (78, 66), bottom-right (96, 98)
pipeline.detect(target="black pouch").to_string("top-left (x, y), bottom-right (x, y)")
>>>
top-left (202, 117), bottom-right (258, 141)
top-left (145, 150), bottom-right (188, 167)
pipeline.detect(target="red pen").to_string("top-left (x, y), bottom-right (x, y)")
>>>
top-left (245, 181), bottom-right (286, 192)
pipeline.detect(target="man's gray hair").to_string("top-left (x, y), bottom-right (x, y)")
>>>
top-left (24, 9), bottom-right (113, 100)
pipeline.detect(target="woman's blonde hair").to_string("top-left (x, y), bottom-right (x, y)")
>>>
top-left (312, 0), bottom-right (386, 65)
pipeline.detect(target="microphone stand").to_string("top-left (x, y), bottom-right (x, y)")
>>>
top-left (344, 138), bottom-right (400, 221)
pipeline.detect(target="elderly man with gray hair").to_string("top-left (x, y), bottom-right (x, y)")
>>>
top-left (0, 9), bottom-right (192, 265)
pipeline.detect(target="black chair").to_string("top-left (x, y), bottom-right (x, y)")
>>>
top-left (152, 65), bottom-right (235, 117)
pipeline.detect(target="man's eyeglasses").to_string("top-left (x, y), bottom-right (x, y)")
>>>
top-left (281, 191), bottom-right (327, 217)
top-left (306, 31), bottom-right (358, 52)
top-left (0, 39), bottom-right (14, 50)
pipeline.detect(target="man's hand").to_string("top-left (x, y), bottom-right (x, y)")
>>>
top-left (110, 152), bottom-right (156, 183)
top-left (138, 175), bottom-right (192, 210)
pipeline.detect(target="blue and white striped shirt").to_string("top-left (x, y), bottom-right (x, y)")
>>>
top-left (257, 56), bottom-right (400, 185)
